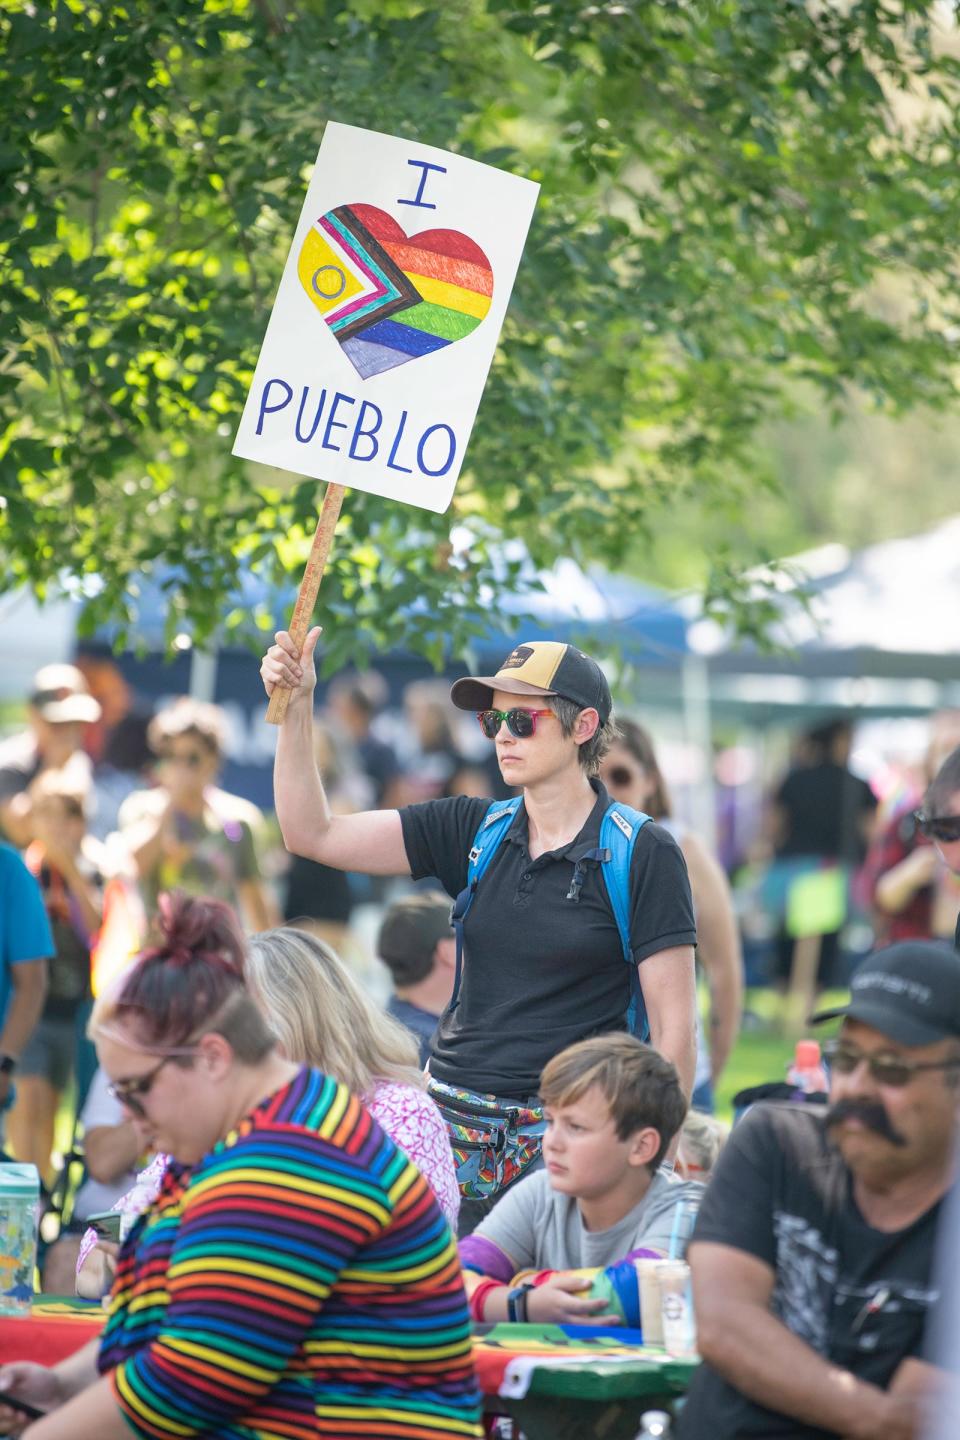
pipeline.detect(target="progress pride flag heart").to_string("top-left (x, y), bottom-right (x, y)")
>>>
top-left (297, 203), bottom-right (494, 380)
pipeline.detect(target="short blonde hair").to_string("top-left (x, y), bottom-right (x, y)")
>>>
top-left (540, 1033), bottom-right (687, 1171)
top-left (246, 927), bottom-right (423, 1095)
top-left (677, 1109), bottom-right (727, 1178)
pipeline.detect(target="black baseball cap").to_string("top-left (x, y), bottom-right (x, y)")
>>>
top-left (810, 940), bottom-right (960, 1047)
top-left (449, 640), bottom-right (612, 724)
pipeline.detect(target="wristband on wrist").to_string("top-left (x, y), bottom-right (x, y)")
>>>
top-left (468, 1278), bottom-right (502, 1323)
top-left (507, 1282), bottom-right (535, 1323)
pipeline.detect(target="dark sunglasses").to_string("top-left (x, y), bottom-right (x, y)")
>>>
top-left (477, 708), bottom-right (554, 740)
top-left (823, 1040), bottom-right (960, 1089)
top-left (108, 1050), bottom-right (195, 1117)
top-left (159, 751), bottom-right (206, 769)
top-left (914, 810), bottom-right (960, 844)
top-left (605, 765), bottom-right (637, 789)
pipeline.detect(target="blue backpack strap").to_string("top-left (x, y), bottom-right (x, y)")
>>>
top-left (599, 801), bottom-right (651, 1039)
top-left (449, 797), bottom-right (523, 1010)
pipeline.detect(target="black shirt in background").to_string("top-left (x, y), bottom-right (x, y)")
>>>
top-left (776, 762), bottom-right (877, 866)
top-left (283, 853), bottom-right (353, 925)
top-left (399, 780), bottom-right (696, 1097)
top-left (356, 733), bottom-right (399, 807)
top-left (678, 1104), bottom-right (944, 1440)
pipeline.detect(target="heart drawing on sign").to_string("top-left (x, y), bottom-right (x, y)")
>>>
top-left (297, 203), bottom-right (494, 380)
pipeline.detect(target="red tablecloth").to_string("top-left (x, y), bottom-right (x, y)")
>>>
top-left (2, 1306), bottom-right (694, 1411)
top-left (0, 1299), bottom-right (105, 1363)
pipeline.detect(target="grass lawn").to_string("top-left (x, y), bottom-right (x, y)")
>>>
top-left (713, 987), bottom-right (842, 1123)
top-left (715, 1026), bottom-right (796, 1120)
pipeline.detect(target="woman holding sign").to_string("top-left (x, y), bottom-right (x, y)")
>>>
top-left (262, 631), bottom-right (697, 1235)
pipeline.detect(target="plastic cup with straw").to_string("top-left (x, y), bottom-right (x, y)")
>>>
top-left (657, 1199), bottom-right (698, 1357)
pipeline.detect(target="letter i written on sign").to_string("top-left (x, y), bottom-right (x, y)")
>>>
top-left (233, 120), bottom-right (540, 513)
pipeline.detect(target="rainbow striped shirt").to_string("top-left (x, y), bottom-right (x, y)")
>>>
top-left (98, 1067), bottom-right (482, 1438)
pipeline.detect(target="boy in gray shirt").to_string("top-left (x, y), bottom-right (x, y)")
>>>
top-left (460, 1033), bottom-right (703, 1324)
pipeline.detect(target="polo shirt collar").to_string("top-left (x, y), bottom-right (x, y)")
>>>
top-left (505, 777), bottom-right (612, 862)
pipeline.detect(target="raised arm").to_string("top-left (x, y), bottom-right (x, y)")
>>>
top-left (261, 628), bottom-right (410, 876)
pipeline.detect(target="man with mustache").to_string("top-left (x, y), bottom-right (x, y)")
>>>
top-left (678, 940), bottom-right (959, 1440)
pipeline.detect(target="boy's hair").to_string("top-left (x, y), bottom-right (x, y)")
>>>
top-left (540, 1033), bottom-right (687, 1172)
top-left (377, 893), bottom-right (453, 987)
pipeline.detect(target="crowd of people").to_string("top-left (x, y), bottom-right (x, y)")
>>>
top-left (0, 636), bottom-right (958, 1437)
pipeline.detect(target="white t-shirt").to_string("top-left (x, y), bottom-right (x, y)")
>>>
top-left (72, 1068), bottom-right (142, 1221)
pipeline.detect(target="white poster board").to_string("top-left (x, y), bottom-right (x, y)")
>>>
top-left (233, 122), bottom-right (539, 514)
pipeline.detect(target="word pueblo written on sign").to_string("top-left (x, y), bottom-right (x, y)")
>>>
top-left (254, 380), bottom-right (458, 478)
top-left (232, 124), bottom-right (539, 512)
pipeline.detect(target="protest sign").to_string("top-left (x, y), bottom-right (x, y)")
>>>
top-left (234, 121), bottom-right (539, 514)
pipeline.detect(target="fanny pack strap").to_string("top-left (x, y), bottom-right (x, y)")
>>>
top-left (428, 1078), bottom-right (543, 1125)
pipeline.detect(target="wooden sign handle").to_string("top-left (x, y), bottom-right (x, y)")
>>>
top-left (266, 482), bottom-right (347, 726)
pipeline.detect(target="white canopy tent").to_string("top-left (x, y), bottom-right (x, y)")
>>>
top-left (681, 514), bottom-right (960, 724)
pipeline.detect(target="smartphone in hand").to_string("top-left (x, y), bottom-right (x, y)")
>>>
top-left (87, 1209), bottom-right (123, 1243)
top-left (0, 1391), bottom-right (45, 1421)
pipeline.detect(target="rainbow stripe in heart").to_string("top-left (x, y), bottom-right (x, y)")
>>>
top-left (297, 203), bottom-right (493, 379)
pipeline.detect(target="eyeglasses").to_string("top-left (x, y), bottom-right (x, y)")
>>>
top-left (107, 1050), bottom-right (196, 1117)
top-left (159, 751), bottom-right (207, 769)
top-left (477, 708), bottom-right (554, 740)
top-left (605, 765), bottom-right (637, 789)
top-left (823, 1040), bottom-right (960, 1089)
top-left (914, 811), bottom-right (960, 844)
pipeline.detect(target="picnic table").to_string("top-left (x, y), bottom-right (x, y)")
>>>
top-left (1, 1304), bottom-right (698, 1440)
top-left (475, 1321), bottom-right (698, 1440)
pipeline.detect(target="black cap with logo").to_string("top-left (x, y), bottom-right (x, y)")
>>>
top-left (810, 940), bottom-right (960, 1047)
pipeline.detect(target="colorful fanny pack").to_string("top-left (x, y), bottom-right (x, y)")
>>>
top-left (427, 1079), bottom-right (546, 1200)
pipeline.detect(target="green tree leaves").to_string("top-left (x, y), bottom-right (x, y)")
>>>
top-left (2, 0), bottom-right (959, 658)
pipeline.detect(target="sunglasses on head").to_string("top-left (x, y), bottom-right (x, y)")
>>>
top-left (914, 811), bottom-right (960, 844)
top-left (823, 1039), bottom-right (960, 1088)
top-left (477, 708), bottom-right (554, 740)
top-left (108, 1049), bottom-right (197, 1117)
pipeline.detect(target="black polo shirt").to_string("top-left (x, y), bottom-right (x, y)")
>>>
top-left (399, 779), bottom-right (697, 1098)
